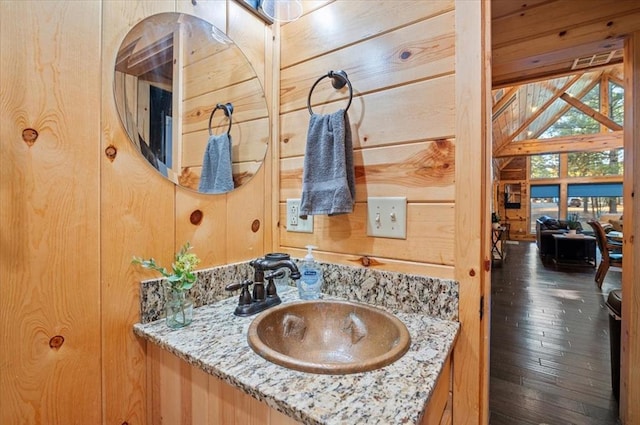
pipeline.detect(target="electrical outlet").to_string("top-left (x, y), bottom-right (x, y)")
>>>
top-left (367, 197), bottom-right (407, 239)
top-left (286, 199), bottom-right (313, 233)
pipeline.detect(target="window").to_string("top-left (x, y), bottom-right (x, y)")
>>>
top-left (567, 183), bottom-right (623, 226)
top-left (530, 185), bottom-right (560, 233)
top-left (568, 150), bottom-right (623, 177)
top-left (541, 84), bottom-right (601, 139)
top-left (530, 154), bottom-right (560, 179)
top-left (609, 81), bottom-right (624, 126)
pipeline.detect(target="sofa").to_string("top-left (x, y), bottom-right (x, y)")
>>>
top-left (535, 216), bottom-right (583, 259)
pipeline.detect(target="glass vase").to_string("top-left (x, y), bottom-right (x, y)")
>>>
top-left (165, 289), bottom-right (194, 329)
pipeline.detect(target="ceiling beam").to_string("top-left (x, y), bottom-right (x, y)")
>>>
top-left (528, 73), bottom-right (602, 139)
top-left (494, 131), bottom-right (623, 157)
top-left (559, 92), bottom-right (623, 131)
top-left (492, 86), bottom-right (518, 120)
top-left (496, 74), bottom-right (583, 149)
top-left (491, 0), bottom-right (640, 87)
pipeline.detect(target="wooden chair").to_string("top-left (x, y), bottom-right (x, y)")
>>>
top-left (587, 220), bottom-right (623, 287)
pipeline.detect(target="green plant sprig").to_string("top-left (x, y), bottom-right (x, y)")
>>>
top-left (132, 242), bottom-right (200, 292)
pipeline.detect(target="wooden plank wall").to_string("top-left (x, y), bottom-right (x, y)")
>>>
top-left (496, 178), bottom-right (530, 240)
top-left (147, 345), bottom-right (300, 425)
top-left (103, 1), bottom-right (273, 423)
top-left (277, 1), bottom-right (489, 424)
top-left (454, 1), bottom-right (492, 423)
top-left (0, 2), bottom-right (102, 424)
top-left (1, 0), bottom-right (272, 423)
top-left (491, 0), bottom-right (640, 87)
top-left (278, 0), bottom-right (457, 279)
top-left (622, 31), bottom-right (639, 425)
top-left (180, 33), bottom-right (270, 188)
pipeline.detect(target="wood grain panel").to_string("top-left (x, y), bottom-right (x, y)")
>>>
top-left (226, 164), bottom-right (267, 263)
top-left (280, 247), bottom-right (455, 280)
top-left (421, 356), bottom-right (451, 425)
top-left (492, 1), bottom-right (640, 48)
top-left (621, 31), bottom-right (639, 425)
top-left (281, 0), bottom-right (454, 68)
top-left (228, 0), bottom-right (268, 85)
top-left (491, 0), bottom-right (550, 20)
top-left (453, 1), bottom-right (491, 424)
top-left (280, 13), bottom-right (455, 113)
top-left (175, 187), bottom-right (228, 266)
top-left (495, 132), bottom-right (623, 157)
top-left (0, 2), bottom-right (102, 423)
top-left (280, 140), bottom-right (455, 203)
top-left (183, 78), bottom-right (268, 134)
top-left (178, 0), bottom-right (226, 31)
top-left (280, 76), bottom-right (456, 158)
top-left (279, 203), bottom-right (455, 265)
top-left (183, 49), bottom-right (258, 98)
top-left (182, 117), bottom-right (269, 166)
top-left (491, 0), bottom-right (640, 86)
top-left (158, 347), bottom-right (183, 424)
top-left (149, 342), bottom-right (447, 425)
top-left (147, 344), bottom-right (303, 425)
top-left (176, 0), bottom-right (271, 267)
top-left (268, 22), bottom-right (282, 254)
top-left (492, 41), bottom-right (623, 88)
top-left (101, 2), bottom-right (177, 425)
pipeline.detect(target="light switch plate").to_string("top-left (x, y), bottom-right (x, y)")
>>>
top-left (286, 199), bottom-right (313, 233)
top-left (367, 197), bottom-right (407, 239)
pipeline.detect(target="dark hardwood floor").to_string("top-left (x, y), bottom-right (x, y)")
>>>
top-left (490, 241), bottom-right (621, 425)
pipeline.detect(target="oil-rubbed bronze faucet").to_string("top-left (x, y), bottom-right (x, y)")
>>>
top-left (225, 253), bottom-right (300, 317)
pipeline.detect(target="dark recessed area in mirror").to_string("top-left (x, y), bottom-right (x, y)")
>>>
top-left (504, 183), bottom-right (522, 209)
top-left (114, 13), bottom-right (269, 194)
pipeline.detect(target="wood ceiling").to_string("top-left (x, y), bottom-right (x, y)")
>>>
top-left (491, 0), bottom-right (640, 88)
top-left (490, 0), bottom-right (640, 170)
top-left (492, 64), bottom-right (623, 158)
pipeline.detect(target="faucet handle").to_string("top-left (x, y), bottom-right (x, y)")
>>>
top-left (225, 279), bottom-right (253, 305)
top-left (264, 270), bottom-right (286, 297)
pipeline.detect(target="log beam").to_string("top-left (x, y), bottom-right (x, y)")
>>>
top-left (494, 131), bottom-right (623, 157)
top-left (559, 92), bottom-right (623, 131)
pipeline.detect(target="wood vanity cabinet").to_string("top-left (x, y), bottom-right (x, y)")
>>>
top-left (147, 344), bottom-right (453, 425)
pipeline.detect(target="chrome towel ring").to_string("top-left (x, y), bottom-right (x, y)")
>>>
top-left (307, 70), bottom-right (353, 115)
top-left (208, 102), bottom-right (234, 136)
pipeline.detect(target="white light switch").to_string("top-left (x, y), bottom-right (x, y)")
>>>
top-left (286, 199), bottom-right (313, 233)
top-left (367, 197), bottom-right (407, 239)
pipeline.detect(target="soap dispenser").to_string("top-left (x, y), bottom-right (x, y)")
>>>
top-left (298, 245), bottom-right (322, 300)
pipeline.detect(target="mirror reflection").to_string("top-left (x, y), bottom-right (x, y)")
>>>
top-left (504, 183), bottom-right (522, 209)
top-left (114, 13), bottom-right (269, 193)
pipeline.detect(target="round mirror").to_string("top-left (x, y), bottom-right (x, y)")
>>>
top-left (114, 13), bottom-right (269, 194)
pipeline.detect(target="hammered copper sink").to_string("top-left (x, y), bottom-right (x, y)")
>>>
top-left (247, 300), bottom-right (411, 374)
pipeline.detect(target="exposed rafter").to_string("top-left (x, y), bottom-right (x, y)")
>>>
top-left (495, 131), bottom-right (623, 158)
top-left (529, 75), bottom-right (601, 140)
top-left (495, 74), bottom-right (583, 151)
top-left (559, 93), bottom-right (623, 131)
top-left (492, 86), bottom-right (518, 120)
top-left (492, 62), bottom-right (623, 187)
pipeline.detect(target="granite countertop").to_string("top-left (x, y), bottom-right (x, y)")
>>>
top-left (133, 288), bottom-right (460, 425)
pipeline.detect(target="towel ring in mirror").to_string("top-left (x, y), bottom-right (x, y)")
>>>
top-left (113, 13), bottom-right (269, 194)
top-left (307, 70), bottom-right (353, 115)
top-left (208, 103), bottom-right (234, 136)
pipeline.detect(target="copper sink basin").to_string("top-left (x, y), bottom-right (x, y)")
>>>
top-left (247, 300), bottom-right (411, 374)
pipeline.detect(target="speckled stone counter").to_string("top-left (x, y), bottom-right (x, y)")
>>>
top-left (134, 288), bottom-right (459, 425)
top-left (140, 260), bottom-right (458, 323)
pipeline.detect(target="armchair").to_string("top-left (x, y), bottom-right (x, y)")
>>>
top-left (587, 220), bottom-right (622, 287)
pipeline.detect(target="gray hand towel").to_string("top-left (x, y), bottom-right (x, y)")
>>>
top-left (198, 133), bottom-right (234, 194)
top-left (300, 109), bottom-right (355, 216)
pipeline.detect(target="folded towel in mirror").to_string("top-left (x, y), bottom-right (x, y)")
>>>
top-left (198, 133), bottom-right (234, 194)
top-left (300, 109), bottom-right (355, 216)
